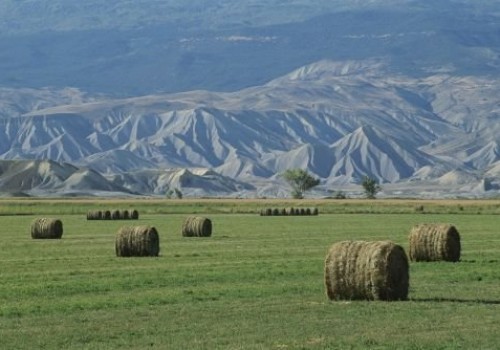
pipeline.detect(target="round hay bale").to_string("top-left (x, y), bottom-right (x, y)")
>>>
top-left (120, 209), bottom-right (130, 220)
top-left (111, 209), bottom-right (120, 220)
top-left (31, 218), bottom-right (64, 239)
top-left (182, 216), bottom-right (212, 237)
top-left (86, 210), bottom-right (101, 220)
top-left (408, 223), bottom-right (461, 262)
top-left (130, 209), bottom-right (139, 220)
top-left (115, 225), bottom-right (159, 257)
top-left (324, 240), bottom-right (409, 301)
top-left (103, 210), bottom-right (112, 220)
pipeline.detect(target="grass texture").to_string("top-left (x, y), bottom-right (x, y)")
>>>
top-left (1, 201), bottom-right (500, 349)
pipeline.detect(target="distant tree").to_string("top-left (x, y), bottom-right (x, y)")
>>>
top-left (361, 176), bottom-right (382, 199)
top-left (166, 188), bottom-right (183, 199)
top-left (281, 169), bottom-right (320, 199)
top-left (334, 191), bottom-right (347, 199)
top-left (174, 188), bottom-right (183, 199)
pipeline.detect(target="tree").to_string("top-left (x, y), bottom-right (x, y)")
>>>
top-left (166, 188), bottom-right (183, 199)
top-left (361, 176), bottom-right (382, 199)
top-left (281, 169), bottom-right (320, 199)
top-left (174, 188), bottom-right (183, 199)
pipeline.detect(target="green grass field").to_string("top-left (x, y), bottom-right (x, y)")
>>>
top-left (1, 200), bottom-right (500, 349)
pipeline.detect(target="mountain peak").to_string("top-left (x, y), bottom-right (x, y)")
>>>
top-left (270, 59), bottom-right (386, 84)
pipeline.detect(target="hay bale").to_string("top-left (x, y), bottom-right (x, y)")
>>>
top-left (260, 208), bottom-right (272, 216)
top-left (120, 209), bottom-right (130, 220)
top-left (182, 216), bottom-right (212, 237)
top-left (111, 209), bottom-right (120, 220)
top-left (408, 223), bottom-right (461, 262)
top-left (31, 218), bottom-right (64, 239)
top-left (324, 240), bottom-right (409, 301)
top-left (130, 209), bottom-right (139, 220)
top-left (115, 225), bottom-right (160, 257)
top-left (86, 210), bottom-right (102, 220)
top-left (103, 210), bottom-right (112, 220)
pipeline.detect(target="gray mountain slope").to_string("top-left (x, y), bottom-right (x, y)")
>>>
top-left (0, 59), bottom-right (499, 197)
top-left (0, 159), bottom-right (131, 195)
top-left (0, 159), bottom-right (251, 197)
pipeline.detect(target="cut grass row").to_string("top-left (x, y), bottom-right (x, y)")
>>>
top-left (1, 205), bottom-right (500, 348)
top-left (2, 198), bottom-right (500, 215)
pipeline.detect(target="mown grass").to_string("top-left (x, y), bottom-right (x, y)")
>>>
top-left (1, 201), bottom-right (500, 349)
top-left (1, 198), bottom-right (500, 215)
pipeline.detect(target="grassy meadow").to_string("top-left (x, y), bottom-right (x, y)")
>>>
top-left (1, 199), bottom-right (500, 349)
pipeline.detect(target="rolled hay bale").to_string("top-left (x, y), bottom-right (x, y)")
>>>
top-left (324, 241), bottom-right (409, 301)
top-left (260, 208), bottom-right (271, 216)
top-left (31, 218), bottom-right (64, 239)
top-left (115, 225), bottom-right (159, 257)
top-left (103, 210), bottom-right (112, 220)
top-left (86, 210), bottom-right (101, 220)
top-left (408, 223), bottom-right (461, 262)
top-left (130, 209), bottom-right (139, 220)
top-left (120, 209), bottom-right (130, 220)
top-left (312, 207), bottom-right (319, 216)
top-left (182, 216), bottom-right (212, 237)
top-left (111, 209), bottom-right (120, 220)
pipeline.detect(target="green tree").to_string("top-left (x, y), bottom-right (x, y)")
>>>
top-left (166, 188), bottom-right (183, 199)
top-left (281, 169), bottom-right (320, 199)
top-left (174, 188), bottom-right (183, 199)
top-left (361, 176), bottom-right (382, 199)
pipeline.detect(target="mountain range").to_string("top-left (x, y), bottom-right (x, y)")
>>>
top-left (0, 1), bottom-right (500, 197)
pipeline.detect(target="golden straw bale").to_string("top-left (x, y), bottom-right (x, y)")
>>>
top-left (31, 218), bottom-right (64, 239)
top-left (182, 216), bottom-right (212, 237)
top-left (324, 240), bottom-right (409, 301)
top-left (111, 209), bottom-right (120, 220)
top-left (86, 210), bottom-right (101, 220)
top-left (115, 225), bottom-right (160, 257)
top-left (408, 223), bottom-right (461, 262)
top-left (120, 210), bottom-right (130, 220)
top-left (130, 209), bottom-right (139, 220)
